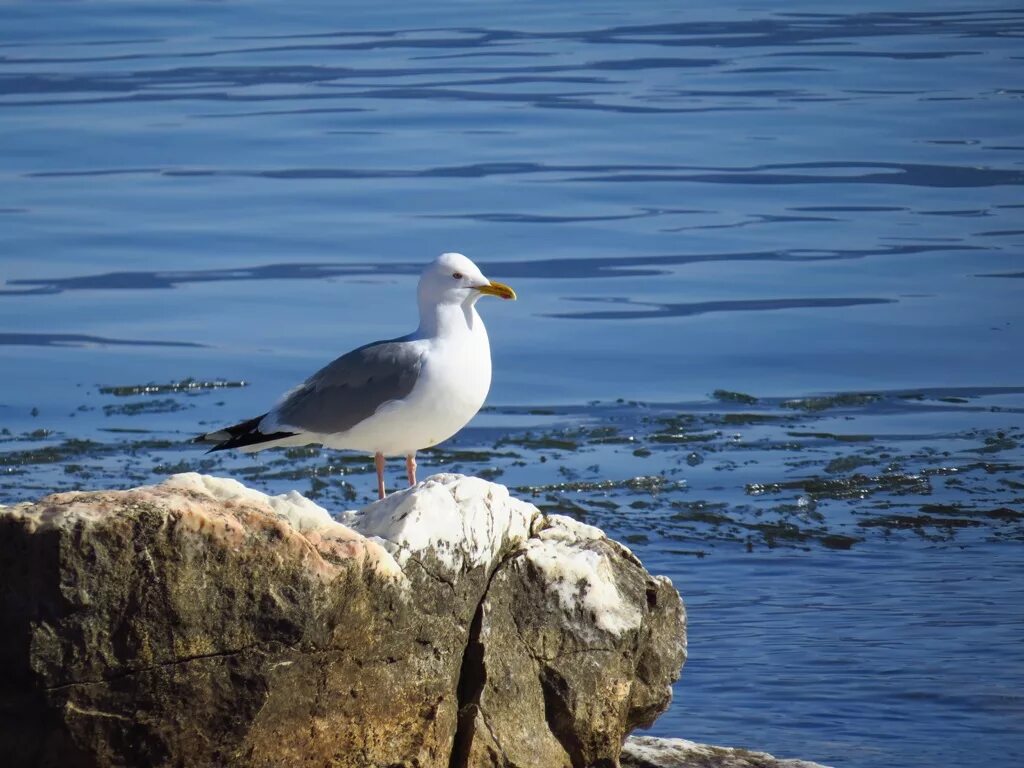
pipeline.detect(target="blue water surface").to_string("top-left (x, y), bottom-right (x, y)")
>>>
top-left (1, 2), bottom-right (1023, 766)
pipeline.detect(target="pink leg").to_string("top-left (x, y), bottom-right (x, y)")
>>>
top-left (374, 452), bottom-right (386, 500)
top-left (406, 453), bottom-right (417, 487)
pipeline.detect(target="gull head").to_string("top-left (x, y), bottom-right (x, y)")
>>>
top-left (418, 252), bottom-right (517, 308)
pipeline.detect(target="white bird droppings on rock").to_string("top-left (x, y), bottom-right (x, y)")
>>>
top-left (537, 513), bottom-right (607, 542)
top-left (341, 473), bottom-right (538, 574)
top-left (526, 515), bottom-right (643, 636)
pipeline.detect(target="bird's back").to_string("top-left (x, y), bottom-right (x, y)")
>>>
top-left (321, 307), bottom-right (491, 455)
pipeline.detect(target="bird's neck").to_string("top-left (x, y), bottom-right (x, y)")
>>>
top-left (417, 300), bottom-right (481, 340)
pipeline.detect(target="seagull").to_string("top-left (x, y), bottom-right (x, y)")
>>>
top-left (194, 252), bottom-right (516, 499)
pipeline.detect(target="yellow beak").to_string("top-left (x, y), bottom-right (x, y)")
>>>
top-left (476, 280), bottom-right (517, 300)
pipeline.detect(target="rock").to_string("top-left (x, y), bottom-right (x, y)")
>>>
top-left (0, 473), bottom-right (686, 767)
top-left (459, 516), bottom-right (685, 768)
top-left (621, 736), bottom-right (832, 768)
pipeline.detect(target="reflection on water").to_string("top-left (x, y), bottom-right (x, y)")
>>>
top-left (1, 2), bottom-right (1023, 766)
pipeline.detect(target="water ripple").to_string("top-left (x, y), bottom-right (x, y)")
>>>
top-left (23, 161), bottom-right (1022, 189)
top-left (0, 244), bottom-right (975, 296)
top-left (545, 296), bottom-right (897, 320)
top-left (0, 333), bottom-right (204, 348)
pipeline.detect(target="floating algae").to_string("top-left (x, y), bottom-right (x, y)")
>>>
top-left (3, 384), bottom-right (1021, 551)
top-left (517, 475), bottom-right (683, 495)
top-left (712, 389), bottom-right (759, 405)
top-left (99, 378), bottom-right (248, 397)
top-left (650, 431), bottom-right (720, 444)
top-left (782, 392), bottom-right (882, 411)
top-left (0, 438), bottom-right (104, 467)
top-left (824, 454), bottom-right (881, 474)
top-left (103, 398), bottom-right (191, 416)
top-left (746, 472), bottom-right (931, 501)
top-left (715, 413), bottom-right (785, 426)
top-left (498, 433), bottom-right (579, 451)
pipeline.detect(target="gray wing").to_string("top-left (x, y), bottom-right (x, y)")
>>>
top-left (271, 338), bottom-right (424, 434)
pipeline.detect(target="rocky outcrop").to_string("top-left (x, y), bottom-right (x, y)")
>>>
top-left (0, 473), bottom-right (686, 768)
top-left (621, 736), bottom-right (832, 768)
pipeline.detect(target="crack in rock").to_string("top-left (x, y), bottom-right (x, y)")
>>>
top-left (44, 644), bottom-right (269, 691)
top-left (447, 551), bottom-right (518, 768)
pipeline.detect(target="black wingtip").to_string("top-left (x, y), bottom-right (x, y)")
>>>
top-left (191, 414), bottom-right (297, 453)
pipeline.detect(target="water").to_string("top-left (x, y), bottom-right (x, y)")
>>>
top-left (2, 2), bottom-right (1023, 766)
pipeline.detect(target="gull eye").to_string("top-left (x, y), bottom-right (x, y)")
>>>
top-left (452, 272), bottom-right (463, 280)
